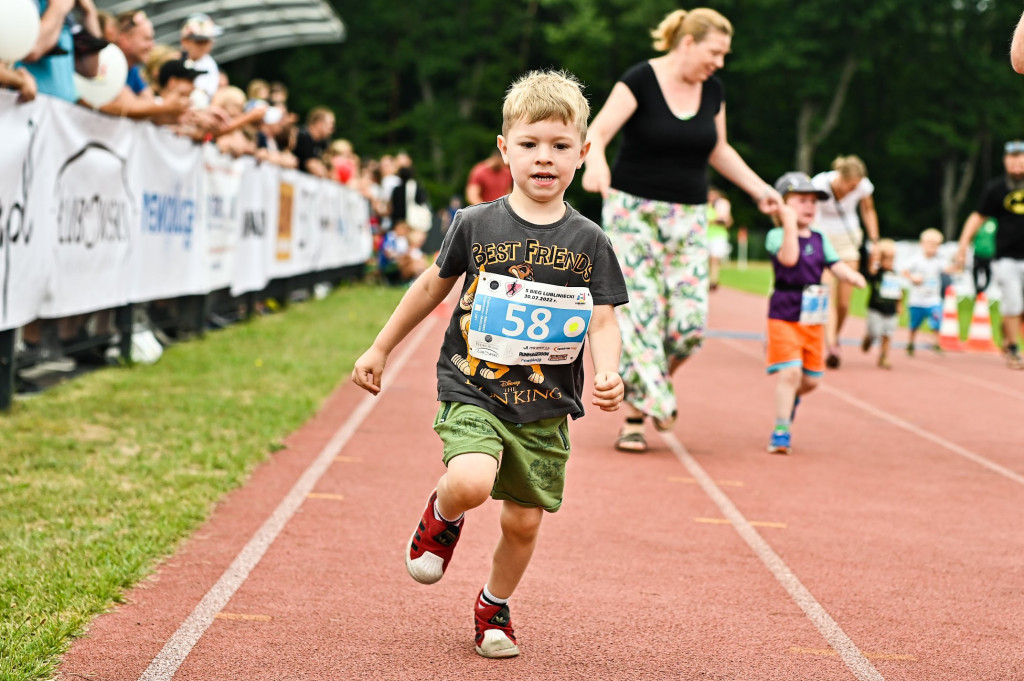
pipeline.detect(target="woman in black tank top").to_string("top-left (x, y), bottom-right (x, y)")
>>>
top-left (582, 8), bottom-right (779, 453)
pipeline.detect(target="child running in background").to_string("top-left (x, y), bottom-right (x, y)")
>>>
top-left (351, 70), bottom-right (628, 658)
top-left (765, 172), bottom-right (866, 454)
top-left (902, 228), bottom-right (949, 356)
top-left (861, 238), bottom-right (902, 369)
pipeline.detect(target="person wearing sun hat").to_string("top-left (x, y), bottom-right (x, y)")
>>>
top-left (179, 12), bottom-right (222, 107)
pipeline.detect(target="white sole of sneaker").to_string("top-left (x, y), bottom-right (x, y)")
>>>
top-left (475, 629), bottom-right (520, 658)
top-left (405, 530), bottom-right (444, 584)
top-left (767, 445), bottom-right (790, 455)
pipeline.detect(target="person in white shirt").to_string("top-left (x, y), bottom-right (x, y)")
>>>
top-left (811, 155), bottom-right (881, 368)
top-left (902, 228), bottom-right (950, 356)
top-left (179, 12), bottom-right (222, 109)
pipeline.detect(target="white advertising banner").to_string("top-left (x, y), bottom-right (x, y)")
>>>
top-left (273, 170), bottom-right (322, 278)
top-left (130, 124), bottom-right (205, 302)
top-left (1, 94), bottom-right (373, 330)
top-left (230, 162), bottom-right (275, 296)
top-left (38, 98), bottom-right (137, 318)
top-left (345, 186), bottom-right (373, 267)
top-left (0, 93), bottom-right (51, 331)
top-left (201, 145), bottom-right (245, 291)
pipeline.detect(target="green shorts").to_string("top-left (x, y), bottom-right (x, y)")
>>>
top-left (433, 401), bottom-right (570, 512)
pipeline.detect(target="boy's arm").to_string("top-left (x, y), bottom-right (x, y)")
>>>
top-left (829, 261), bottom-right (866, 288)
top-left (775, 205), bottom-right (800, 267)
top-left (351, 264), bottom-right (459, 394)
top-left (586, 304), bottom-right (623, 412)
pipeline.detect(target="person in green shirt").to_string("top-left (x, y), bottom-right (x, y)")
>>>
top-left (972, 217), bottom-right (997, 293)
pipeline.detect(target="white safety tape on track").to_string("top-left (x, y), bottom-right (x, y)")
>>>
top-left (659, 431), bottom-right (887, 681)
top-left (136, 318), bottom-right (437, 681)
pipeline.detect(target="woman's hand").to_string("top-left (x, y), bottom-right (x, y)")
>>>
top-left (755, 186), bottom-right (783, 214)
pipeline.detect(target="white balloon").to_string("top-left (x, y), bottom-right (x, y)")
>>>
top-left (74, 44), bottom-right (128, 107)
top-left (0, 0), bottom-right (41, 62)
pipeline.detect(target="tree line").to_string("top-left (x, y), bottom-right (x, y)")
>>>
top-left (236, 0), bottom-right (1024, 241)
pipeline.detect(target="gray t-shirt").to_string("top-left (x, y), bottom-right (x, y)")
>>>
top-left (435, 197), bottom-right (628, 422)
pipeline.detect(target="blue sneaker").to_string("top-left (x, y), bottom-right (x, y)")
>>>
top-left (790, 397), bottom-right (801, 423)
top-left (768, 429), bottom-right (791, 455)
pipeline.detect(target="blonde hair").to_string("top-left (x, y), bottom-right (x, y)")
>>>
top-left (920, 228), bottom-right (944, 243)
top-left (502, 69), bottom-right (590, 141)
top-left (246, 78), bottom-right (269, 101)
top-left (876, 238), bottom-right (897, 257)
top-left (211, 85), bottom-right (246, 113)
top-left (651, 8), bottom-right (733, 52)
top-left (832, 155), bottom-right (868, 181)
top-left (144, 44), bottom-right (180, 90)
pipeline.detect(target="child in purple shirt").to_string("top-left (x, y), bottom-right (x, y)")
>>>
top-left (765, 172), bottom-right (865, 454)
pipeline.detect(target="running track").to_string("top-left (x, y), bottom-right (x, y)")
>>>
top-left (58, 286), bottom-right (1024, 680)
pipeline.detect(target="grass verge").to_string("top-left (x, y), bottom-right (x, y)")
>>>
top-left (0, 282), bottom-right (405, 681)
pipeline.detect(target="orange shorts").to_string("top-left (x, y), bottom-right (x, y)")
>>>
top-left (766, 319), bottom-right (825, 376)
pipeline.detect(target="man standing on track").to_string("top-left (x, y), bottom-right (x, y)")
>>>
top-left (955, 140), bottom-right (1024, 369)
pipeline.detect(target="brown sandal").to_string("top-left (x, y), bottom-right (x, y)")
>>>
top-left (615, 421), bottom-right (647, 453)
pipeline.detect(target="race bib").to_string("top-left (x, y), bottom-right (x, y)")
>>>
top-left (799, 284), bottom-right (829, 325)
top-left (468, 272), bottom-right (593, 365)
top-left (879, 272), bottom-right (903, 300)
top-left (920, 276), bottom-right (941, 301)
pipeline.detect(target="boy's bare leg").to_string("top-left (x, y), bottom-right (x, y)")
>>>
top-left (797, 373), bottom-right (820, 398)
top-left (486, 501), bottom-right (544, 599)
top-left (879, 336), bottom-right (892, 368)
top-left (774, 367), bottom-right (801, 422)
top-left (436, 453), bottom-right (497, 520)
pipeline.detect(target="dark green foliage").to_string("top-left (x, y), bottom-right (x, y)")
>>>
top-left (233, 0), bottom-right (1024, 237)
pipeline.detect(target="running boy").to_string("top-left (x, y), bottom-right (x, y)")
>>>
top-left (902, 228), bottom-right (949, 356)
top-left (765, 172), bottom-right (866, 454)
top-left (351, 70), bottom-right (628, 659)
top-left (861, 238), bottom-right (902, 369)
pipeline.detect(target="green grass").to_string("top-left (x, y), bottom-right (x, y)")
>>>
top-left (718, 262), bottom-right (1004, 344)
top-left (0, 282), bottom-right (406, 681)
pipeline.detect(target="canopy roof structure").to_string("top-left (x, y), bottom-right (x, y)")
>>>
top-left (96, 0), bottom-right (345, 64)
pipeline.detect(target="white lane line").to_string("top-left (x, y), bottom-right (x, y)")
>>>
top-left (136, 319), bottom-right (436, 681)
top-left (720, 338), bottom-right (1024, 487)
top-left (913, 360), bottom-right (1024, 403)
top-left (819, 384), bottom-right (1024, 486)
top-left (659, 431), bottom-right (886, 681)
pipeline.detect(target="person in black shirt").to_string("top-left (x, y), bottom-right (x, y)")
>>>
top-left (860, 239), bottom-right (902, 370)
top-left (582, 7), bottom-right (780, 452)
top-left (955, 140), bottom-right (1024, 369)
top-left (294, 106), bottom-right (334, 177)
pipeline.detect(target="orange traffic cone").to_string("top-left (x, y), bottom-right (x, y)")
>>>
top-left (937, 286), bottom-right (963, 351)
top-left (965, 292), bottom-right (998, 353)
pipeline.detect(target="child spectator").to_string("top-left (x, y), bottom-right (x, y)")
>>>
top-left (765, 172), bottom-right (865, 454)
top-left (179, 12), bottom-right (222, 108)
top-left (378, 220), bottom-right (426, 285)
top-left (860, 238), bottom-right (902, 369)
top-left (902, 228), bottom-right (949, 356)
top-left (351, 70), bottom-right (627, 658)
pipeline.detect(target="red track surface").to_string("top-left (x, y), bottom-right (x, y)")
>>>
top-left (58, 287), bottom-right (1024, 681)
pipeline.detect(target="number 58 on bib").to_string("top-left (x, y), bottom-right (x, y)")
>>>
top-left (468, 272), bottom-right (593, 365)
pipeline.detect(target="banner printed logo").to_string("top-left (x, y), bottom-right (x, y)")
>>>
top-left (1, 119), bottom-right (38, 326)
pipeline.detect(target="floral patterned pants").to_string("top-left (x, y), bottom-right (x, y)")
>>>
top-left (602, 189), bottom-right (709, 421)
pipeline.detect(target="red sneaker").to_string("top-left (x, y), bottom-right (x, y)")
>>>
top-left (474, 590), bottom-right (520, 658)
top-left (405, 490), bottom-right (463, 584)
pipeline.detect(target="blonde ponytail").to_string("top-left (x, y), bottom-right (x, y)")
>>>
top-left (831, 155), bottom-right (868, 181)
top-left (651, 7), bottom-right (733, 52)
